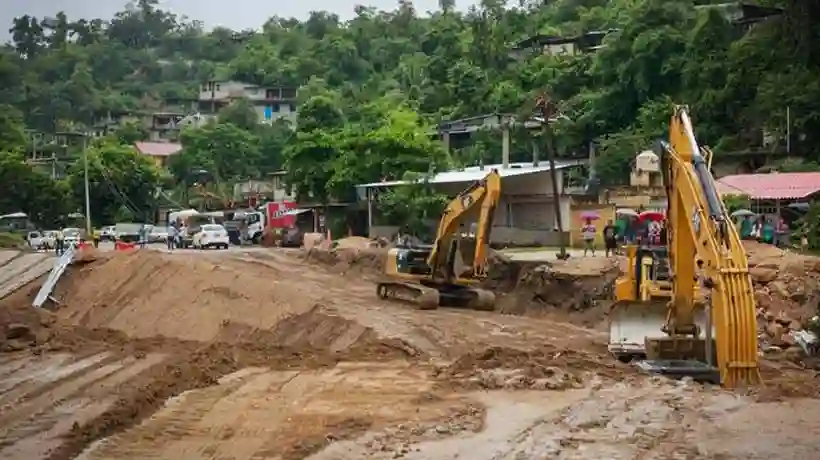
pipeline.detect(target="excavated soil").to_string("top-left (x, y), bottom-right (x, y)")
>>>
top-left (1, 244), bottom-right (820, 459)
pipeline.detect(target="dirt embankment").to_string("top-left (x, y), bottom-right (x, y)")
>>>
top-left (744, 241), bottom-right (820, 354)
top-left (490, 255), bottom-right (620, 327)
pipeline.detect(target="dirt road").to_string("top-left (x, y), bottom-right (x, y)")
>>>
top-left (0, 245), bottom-right (818, 459)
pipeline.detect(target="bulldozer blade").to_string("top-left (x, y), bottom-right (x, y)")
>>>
top-left (608, 300), bottom-right (713, 362)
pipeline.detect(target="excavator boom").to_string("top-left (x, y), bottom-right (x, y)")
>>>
top-left (609, 107), bottom-right (760, 388)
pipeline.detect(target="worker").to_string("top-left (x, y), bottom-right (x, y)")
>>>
top-left (54, 229), bottom-right (64, 255)
top-left (92, 228), bottom-right (101, 248)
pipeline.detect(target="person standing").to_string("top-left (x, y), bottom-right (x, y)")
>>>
top-left (92, 228), bottom-right (101, 248)
top-left (54, 229), bottom-right (64, 255)
top-left (139, 224), bottom-right (148, 248)
top-left (166, 224), bottom-right (176, 250)
top-left (581, 218), bottom-right (596, 256)
top-left (603, 219), bottom-right (618, 257)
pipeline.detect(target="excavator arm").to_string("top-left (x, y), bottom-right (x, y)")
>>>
top-left (427, 169), bottom-right (501, 281)
top-left (659, 106), bottom-right (760, 387)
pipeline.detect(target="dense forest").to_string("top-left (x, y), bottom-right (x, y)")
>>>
top-left (0, 0), bottom-right (818, 228)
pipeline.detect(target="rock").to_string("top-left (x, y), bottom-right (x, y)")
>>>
top-left (5, 323), bottom-right (30, 340)
top-left (435, 425), bottom-right (450, 434)
top-left (780, 333), bottom-right (796, 347)
top-left (782, 346), bottom-right (804, 360)
top-left (789, 320), bottom-right (802, 331)
top-left (770, 281), bottom-right (790, 299)
top-left (765, 321), bottom-right (785, 339)
top-left (749, 267), bottom-right (778, 284)
top-left (775, 311), bottom-right (794, 326)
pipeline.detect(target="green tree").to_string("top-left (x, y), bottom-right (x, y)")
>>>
top-left (175, 122), bottom-right (262, 182)
top-left (0, 152), bottom-right (72, 226)
top-left (377, 172), bottom-right (449, 238)
top-left (65, 140), bottom-right (164, 225)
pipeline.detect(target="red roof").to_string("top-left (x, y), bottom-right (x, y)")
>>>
top-left (134, 141), bottom-right (182, 157)
top-left (716, 172), bottom-right (820, 200)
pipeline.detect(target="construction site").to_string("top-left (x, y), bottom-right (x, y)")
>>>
top-left (0, 235), bottom-right (818, 460)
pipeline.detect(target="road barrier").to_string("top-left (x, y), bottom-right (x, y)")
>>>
top-left (114, 241), bottom-right (137, 251)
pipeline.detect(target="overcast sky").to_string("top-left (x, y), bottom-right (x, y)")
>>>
top-left (2, 0), bottom-right (468, 39)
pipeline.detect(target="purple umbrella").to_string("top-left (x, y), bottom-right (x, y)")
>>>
top-left (580, 211), bottom-right (600, 220)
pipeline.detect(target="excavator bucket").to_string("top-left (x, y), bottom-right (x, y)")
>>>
top-left (608, 300), bottom-right (713, 363)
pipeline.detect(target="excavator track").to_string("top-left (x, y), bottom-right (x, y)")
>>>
top-left (376, 281), bottom-right (496, 311)
top-left (376, 281), bottom-right (440, 310)
top-left (465, 288), bottom-right (495, 311)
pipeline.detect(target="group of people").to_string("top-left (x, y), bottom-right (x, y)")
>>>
top-left (737, 215), bottom-right (789, 247)
top-left (580, 216), bottom-right (668, 257)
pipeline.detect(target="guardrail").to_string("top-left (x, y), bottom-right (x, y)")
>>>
top-left (32, 245), bottom-right (75, 308)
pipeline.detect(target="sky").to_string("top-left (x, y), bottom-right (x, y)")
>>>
top-left (2, 0), bottom-right (468, 39)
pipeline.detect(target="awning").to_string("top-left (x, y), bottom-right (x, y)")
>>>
top-left (282, 208), bottom-right (311, 217)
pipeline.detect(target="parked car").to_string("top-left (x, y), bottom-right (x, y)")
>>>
top-left (149, 226), bottom-right (168, 243)
top-left (192, 224), bottom-right (230, 249)
top-left (26, 231), bottom-right (54, 250)
top-left (62, 228), bottom-right (82, 246)
top-left (114, 223), bottom-right (142, 243)
top-left (100, 226), bottom-right (116, 241)
top-left (42, 231), bottom-right (58, 248)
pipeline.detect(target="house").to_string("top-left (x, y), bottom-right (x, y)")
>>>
top-left (716, 172), bottom-right (820, 215)
top-left (694, 2), bottom-right (784, 27)
top-left (509, 30), bottom-right (617, 60)
top-left (134, 141), bottom-right (182, 168)
top-left (232, 171), bottom-right (294, 205)
top-left (356, 160), bottom-right (587, 246)
top-left (198, 80), bottom-right (298, 125)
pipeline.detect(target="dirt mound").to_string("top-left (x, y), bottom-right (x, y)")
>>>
top-left (302, 246), bottom-right (388, 275)
top-left (434, 344), bottom-right (630, 391)
top-left (743, 242), bottom-right (820, 353)
top-left (493, 258), bottom-right (621, 327)
top-left (0, 278), bottom-right (55, 351)
top-left (51, 250), bottom-right (402, 358)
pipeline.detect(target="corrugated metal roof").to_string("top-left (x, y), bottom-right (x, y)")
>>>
top-left (356, 160), bottom-right (584, 188)
top-left (716, 172), bottom-right (820, 200)
top-left (134, 141), bottom-right (183, 157)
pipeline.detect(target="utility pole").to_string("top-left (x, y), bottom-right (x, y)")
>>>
top-left (82, 133), bottom-right (92, 235)
top-left (535, 93), bottom-right (569, 260)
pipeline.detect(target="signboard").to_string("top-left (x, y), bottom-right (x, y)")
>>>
top-left (266, 201), bottom-right (298, 228)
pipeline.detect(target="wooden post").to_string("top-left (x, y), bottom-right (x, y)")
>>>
top-left (536, 93), bottom-right (569, 260)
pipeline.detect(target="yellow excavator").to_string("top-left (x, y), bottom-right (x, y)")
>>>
top-left (376, 169), bottom-right (500, 311)
top-left (609, 106), bottom-right (761, 388)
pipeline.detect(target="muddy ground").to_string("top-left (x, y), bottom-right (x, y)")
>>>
top-left (0, 242), bottom-right (819, 459)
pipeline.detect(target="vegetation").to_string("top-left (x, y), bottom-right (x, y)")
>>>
top-left (0, 0), bottom-right (818, 227)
